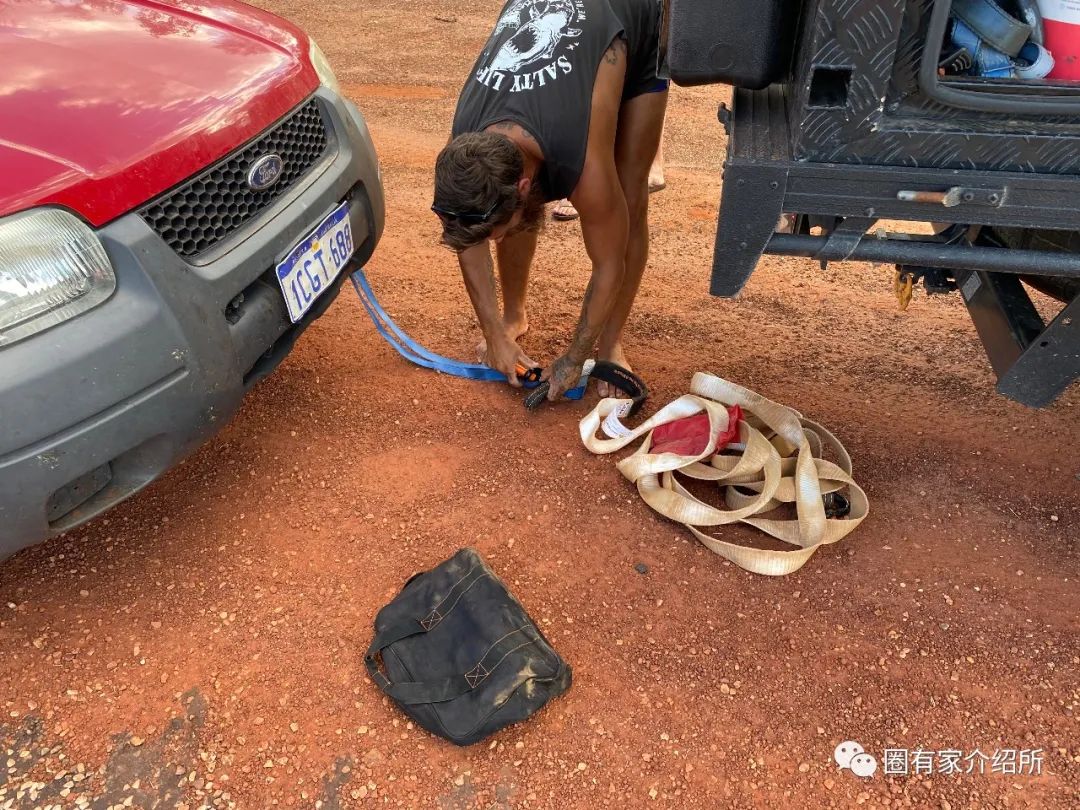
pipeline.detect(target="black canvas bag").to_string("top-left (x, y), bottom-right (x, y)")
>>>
top-left (364, 548), bottom-right (572, 746)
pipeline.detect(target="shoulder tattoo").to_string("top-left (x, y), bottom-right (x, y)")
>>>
top-left (492, 120), bottom-right (538, 146)
top-left (603, 38), bottom-right (626, 65)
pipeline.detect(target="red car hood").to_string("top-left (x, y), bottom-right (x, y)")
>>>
top-left (0, 0), bottom-right (319, 226)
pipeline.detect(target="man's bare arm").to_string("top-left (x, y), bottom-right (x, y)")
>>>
top-left (565, 163), bottom-right (627, 364)
top-left (459, 243), bottom-right (531, 385)
top-left (543, 37), bottom-right (628, 398)
top-left (458, 243), bottom-right (500, 339)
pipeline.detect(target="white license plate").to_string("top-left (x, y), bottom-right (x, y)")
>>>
top-left (276, 201), bottom-right (355, 323)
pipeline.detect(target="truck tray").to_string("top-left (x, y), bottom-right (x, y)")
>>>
top-left (712, 86), bottom-right (1080, 407)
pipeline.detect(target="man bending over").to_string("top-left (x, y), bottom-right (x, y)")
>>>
top-left (432, 0), bottom-right (667, 400)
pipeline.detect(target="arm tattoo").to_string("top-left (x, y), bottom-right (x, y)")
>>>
top-left (491, 120), bottom-right (539, 147)
top-left (603, 38), bottom-right (625, 65)
top-left (518, 127), bottom-right (539, 147)
top-left (568, 277), bottom-right (601, 360)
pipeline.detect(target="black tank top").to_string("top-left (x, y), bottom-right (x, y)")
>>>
top-left (452, 0), bottom-right (652, 201)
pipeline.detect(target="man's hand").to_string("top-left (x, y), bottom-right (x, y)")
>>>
top-left (480, 333), bottom-right (537, 388)
top-left (543, 352), bottom-right (584, 400)
top-left (457, 243), bottom-right (536, 387)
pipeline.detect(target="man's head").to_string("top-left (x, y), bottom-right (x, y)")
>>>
top-left (433, 132), bottom-right (545, 251)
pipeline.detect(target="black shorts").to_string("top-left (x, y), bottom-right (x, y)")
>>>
top-left (620, 1), bottom-right (668, 101)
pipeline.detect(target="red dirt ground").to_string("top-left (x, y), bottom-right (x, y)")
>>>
top-left (1, 2), bottom-right (1077, 808)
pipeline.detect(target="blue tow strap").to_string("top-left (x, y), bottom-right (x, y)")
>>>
top-left (350, 268), bottom-right (588, 400)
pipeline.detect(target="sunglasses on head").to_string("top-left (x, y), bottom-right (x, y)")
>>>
top-left (431, 200), bottom-right (499, 225)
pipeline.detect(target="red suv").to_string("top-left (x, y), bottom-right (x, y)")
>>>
top-left (0, 1), bottom-right (384, 557)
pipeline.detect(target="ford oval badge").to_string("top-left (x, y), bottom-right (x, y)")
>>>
top-left (247, 154), bottom-right (284, 191)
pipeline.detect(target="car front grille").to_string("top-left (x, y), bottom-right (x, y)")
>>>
top-left (141, 99), bottom-right (330, 259)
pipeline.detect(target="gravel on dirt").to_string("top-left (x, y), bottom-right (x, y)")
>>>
top-left (1, 2), bottom-right (1077, 808)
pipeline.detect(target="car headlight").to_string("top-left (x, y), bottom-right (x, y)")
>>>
top-left (309, 38), bottom-right (342, 95)
top-left (0, 209), bottom-right (116, 346)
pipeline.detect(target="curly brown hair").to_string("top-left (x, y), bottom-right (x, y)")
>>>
top-left (433, 132), bottom-right (540, 251)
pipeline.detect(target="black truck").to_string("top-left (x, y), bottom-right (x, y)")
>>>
top-left (663, 0), bottom-right (1079, 407)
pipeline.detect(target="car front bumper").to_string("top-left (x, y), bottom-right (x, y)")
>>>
top-left (0, 87), bottom-right (384, 559)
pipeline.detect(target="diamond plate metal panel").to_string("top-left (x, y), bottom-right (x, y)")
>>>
top-left (788, 0), bottom-right (1080, 173)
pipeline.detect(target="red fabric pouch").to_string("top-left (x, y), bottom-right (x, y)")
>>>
top-left (649, 406), bottom-right (742, 457)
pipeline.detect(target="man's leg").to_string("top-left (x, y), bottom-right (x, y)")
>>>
top-left (596, 88), bottom-right (667, 395)
top-left (551, 115), bottom-right (666, 223)
top-left (649, 119), bottom-right (666, 192)
top-left (475, 227), bottom-right (538, 360)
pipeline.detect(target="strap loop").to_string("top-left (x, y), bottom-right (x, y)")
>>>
top-left (580, 374), bottom-right (868, 576)
top-left (523, 360), bottom-right (647, 412)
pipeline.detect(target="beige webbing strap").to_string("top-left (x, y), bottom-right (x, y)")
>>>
top-left (579, 373), bottom-right (868, 576)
